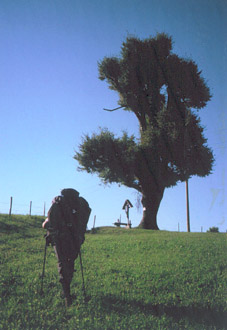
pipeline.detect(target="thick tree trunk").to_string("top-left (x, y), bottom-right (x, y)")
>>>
top-left (136, 148), bottom-right (165, 230)
top-left (138, 188), bottom-right (164, 230)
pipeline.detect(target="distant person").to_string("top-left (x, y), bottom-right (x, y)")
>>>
top-left (42, 188), bottom-right (91, 307)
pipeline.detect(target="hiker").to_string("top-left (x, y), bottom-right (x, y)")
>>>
top-left (42, 188), bottom-right (91, 307)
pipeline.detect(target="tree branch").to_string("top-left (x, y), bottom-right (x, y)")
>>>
top-left (103, 106), bottom-right (124, 112)
top-left (123, 181), bottom-right (141, 192)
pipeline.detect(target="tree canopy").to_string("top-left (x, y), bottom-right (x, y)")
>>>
top-left (75, 33), bottom-right (214, 229)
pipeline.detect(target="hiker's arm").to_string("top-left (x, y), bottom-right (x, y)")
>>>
top-left (42, 218), bottom-right (50, 229)
top-left (42, 203), bottom-right (60, 230)
top-left (48, 203), bottom-right (62, 230)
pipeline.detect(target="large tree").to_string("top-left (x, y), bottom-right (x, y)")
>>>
top-left (74, 33), bottom-right (214, 229)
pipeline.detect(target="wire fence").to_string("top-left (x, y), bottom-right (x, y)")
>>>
top-left (1, 197), bottom-right (225, 233)
top-left (0, 197), bottom-right (46, 217)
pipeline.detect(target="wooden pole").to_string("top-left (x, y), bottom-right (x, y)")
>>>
top-left (9, 197), bottom-right (13, 217)
top-left (126, 206), bottom-right (130, 225)
top-left (43, 202), bottom-right (46, 217)
top-left (93, 215), bottom-right (96, 229)
top-left (29, 201), bottom-right (32, 216)
top-left (186, 180), bottom-right (190, 232)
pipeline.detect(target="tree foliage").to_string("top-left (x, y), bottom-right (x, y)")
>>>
top-left (207, 227), bottom-right (219, 233)
top-left (74, 33), bottom-right (214, 229)
top-left (76, 129), bottom-right (139, 190)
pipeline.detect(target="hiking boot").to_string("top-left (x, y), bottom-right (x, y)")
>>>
top-left (61, 281), bottom-right (70, 297)
top-left (65, 295), bottom-right (72, 308)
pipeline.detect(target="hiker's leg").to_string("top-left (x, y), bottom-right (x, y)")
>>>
top-left (53, 236), bottom-right (79, 307)
top-left (54, 245), bottom-right (75, 306)
top-left (65, 258), bottom-right (75, 284)
top-left (54, 246), bottom-right (70, 289)
top-left (58, 259), bottom-right (75, 307)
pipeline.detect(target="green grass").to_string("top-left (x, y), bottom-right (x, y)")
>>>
top-left (0, 214), bottom-right (227, 329)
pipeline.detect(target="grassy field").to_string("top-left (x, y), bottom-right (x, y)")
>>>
top-left (0, 214), bottom-right (227, 329)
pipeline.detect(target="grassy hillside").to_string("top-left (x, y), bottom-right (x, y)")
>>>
top-left (0, 214), bottom-right (227, 329)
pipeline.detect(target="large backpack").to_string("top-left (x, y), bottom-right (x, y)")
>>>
top-left (47, 190), bottom-right (91, 256)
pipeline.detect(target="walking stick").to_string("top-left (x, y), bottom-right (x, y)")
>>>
top-left (40, 238), bottom-right (48, 295)
top-left (79, 250), bottom-right (87, 301)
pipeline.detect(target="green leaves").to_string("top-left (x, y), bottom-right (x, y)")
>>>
top-left (98, 33), bottom-right (211, 119)
top-left (75, 129), bottom-right (139, 189)
top-left (75, 33), bottom-right (214, 228)
top-left (82, 33), bottom-right (214, 190)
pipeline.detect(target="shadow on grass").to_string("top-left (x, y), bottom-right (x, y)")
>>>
top-left (100, 294), bottom-right (227, 329)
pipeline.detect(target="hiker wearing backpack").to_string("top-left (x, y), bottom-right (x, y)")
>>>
top-left (42, 188), bottom-right (91, 307)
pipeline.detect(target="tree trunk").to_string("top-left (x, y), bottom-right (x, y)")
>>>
top-left (138, 188), bottom-right (164, 229)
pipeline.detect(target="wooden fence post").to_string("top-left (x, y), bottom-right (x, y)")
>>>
top-left (43, 202), bottom-right (46, 217)
top-left (9, 197), bottom-right (13, 217)
top-left (29, 201), bottom-right (32, 216)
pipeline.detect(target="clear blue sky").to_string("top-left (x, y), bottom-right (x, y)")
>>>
top-left (0, 0), bottom-right (226, 232)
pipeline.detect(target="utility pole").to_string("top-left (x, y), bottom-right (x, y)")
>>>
top-left (186, 180), bottom-right (190, 232)
top-left (93, 215), bottom-right (96, 229)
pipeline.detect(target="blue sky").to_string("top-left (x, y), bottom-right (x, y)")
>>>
top-left (0, 0), bottom-right (226, 232)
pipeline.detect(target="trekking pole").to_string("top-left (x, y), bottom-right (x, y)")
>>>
top-left (40, 238), bottom-right (48, 295)
top-left (79, 250), bottom-right (87, 301)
